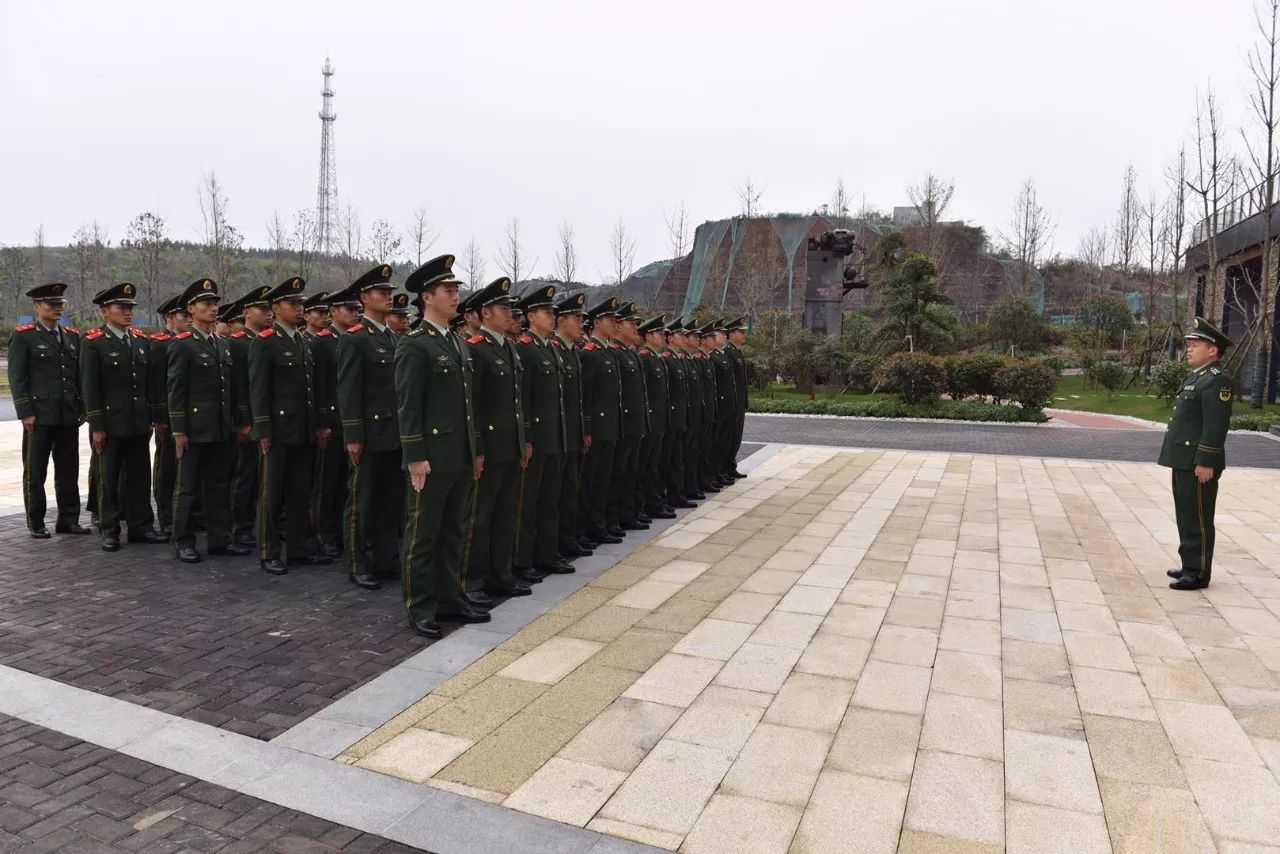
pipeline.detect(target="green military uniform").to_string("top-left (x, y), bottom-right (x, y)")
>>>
top-left (1159, 318), bottom-right (1234, 590)
top-left (302, 290), bottom-right (342, 559)
top-left (552, 292), bottom-right (590, 556)
top-left (514, 286), bottom-right (571, 575)
top-left (694, 324), bottom-right (720, 492)
top-left (8, 282), bottom-right (86, 537)
top-left (682, 321), bottom-right (706, 500)
top-left (81, 282), bottom-right (168, 550)
top-left (149, 295), bottom-right (183, 536)
top-left (725, 317), bottom-right (749, 478)
top-left (167, 278), bottom-right (249, 561)
top-left (609, 302), bottom-right (649, 531)
top-left (579, 298), bottom-right (623, 542)
top-left (661, 318), bottom-right (692, 508)
top-left (336, 266), bottom-right (404, 589)
top-left (248, 276), bottom-right (325, 573)
top-left (227, 287), bottom-right (270, 547)
top-left (636, 315), bottom-right (671, 517)
top-left (397, 255), bottom-right (489, 636)
top-left (709, 319), bottom-right (737, 485)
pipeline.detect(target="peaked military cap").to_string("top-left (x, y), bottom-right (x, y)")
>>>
top-left (697, 321), bottom-right (717, 336)
top-left (265, 276), bottom-right (306, 303)
top-left (352, 263), bottom-right (394, 291)
top-left (684, 320), bottom-right (703, 336)
top-left (1185, 316), bottom-right (1233, 352)
top-left (471, 277), bottom-right (516, 309)
top-left (218, 300), bottom-right (242, 324)
top-left (302, 291), bottom-right (331, 312)
top-left (512, 307), bottom-right (526, 319)
top-left (516, 284), bottom-right (557, 312)
top-left (449, 311), bottom-right (466, 329)
top-left (665, 316), bottom-right (686, 333)
top-left (180, 278), bottom-right (219, 306)
top-left (586, 296), bottom-right (620, 319)
top-left (727, 315), bottom-right (747, 331)
top-left (390, 292), bottom-right (411, 315)
top-left (637, 314), bottom-right (667, 334)
top-left (26, 282), bottom-right (68, 303)
top-left (616, 301), bottom-right (640, 321)
top-left (712, 317), bottom-right (728, 332)
top-left (156, 293), bottom-right (186, 315)
top-left (554, 291), bottom-right (587, 316)
top-left (236, 285), bottom-right (272, 309)
top-left (405, 254), bottom-right (461, 293)
top-left (326, 282), bottom-right (361, 308)
top-left (92, 282), bottom-right (139, 307)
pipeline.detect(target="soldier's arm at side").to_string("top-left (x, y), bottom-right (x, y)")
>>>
top-left (248, 336), bottom-right (273, 441)
top-left (580, 350), bottom-right (596, 436)
top-left (149, 342), bottom-right (169, 426)
top-left (1194, 375), bottom-right (1232, 470)
top-left (517, 343), bottom-right (535, 432)
top-left (167, 342), bottom-right (190, 436)
top-left (230, 343), bottom-right (251, 431)
top-left (395, 337), bottom-right (427, 465)
top-left (81, 337), bottom-right (105, 434)
top-left (469, 343), bottom-right (487, 458)
top-left (335, 333), bottom-right (365, 445)
top-left (9, 334), bottom-right (33, 421)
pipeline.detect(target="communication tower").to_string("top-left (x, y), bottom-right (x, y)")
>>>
top-left (316, 57), bottom-right (338, 255)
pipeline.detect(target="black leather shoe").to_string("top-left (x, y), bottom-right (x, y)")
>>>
top-left (1166, 568), bottom-right (1186, 579)
top-left (512, 566), bottom-right (545, 584)
top-left (320, 542), bottom-right (342, 559)
top-left (560, 541), bottom-right (591, 557)
top-left (691, 492), bottom-right (706, 501)
top-left (176, 546), bottom-right (202, 564)
top-left (594, 532), bottom-right (623, 545)
top-left (413, 618), bottom-right (443, 639)
top-left (464, 591), bottom-right (495, 609)
top-left (730, 469), bottom-right (746, 479)
top-left (261, 559), bottom-right (288, 575)
top-left (607, 526), bottom-right (625, 537)
top-left (101, 535), bottom-right (120, 552)
top-left (702, 484), bottom-right (721, 494)
top-left (208, 543), bottom-right (253, 556)
top-left (128, 530), bottom-right (170, 544)
top-left (299, 554), bottom-right (333, 566)
top-left (234, 532), bottom-right (257, 548)
top-left (649, 507), bottom-right (676, 519)
top-left (440, 606), bottom-right (492, 624)
top-left (349, 572), bottom-right (381, 590)
top-left (578, 536), bottom-right (601, 549)
top-left (622, 520), bottom-right (650, 531)
top-left (30, 528), bottom-right (51, 539)
top-left (486, 583), bottom-right (532, 597)
top-left (155, 527), bottom-right (172, 539)
top-left (90, 513), bottom-right (99, 527)
top-left (55, 524), bottom-right (91, 535)
top-left (636, 513), bottom-right (653, 525)
top-left (670, 498), bottom-right (695, 509)
top-left (1170, 575), bottom-right (1210, 591)
top-left (535, 560), bottom-right (575, 575)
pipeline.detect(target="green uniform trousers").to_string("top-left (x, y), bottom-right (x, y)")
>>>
top-left (558, 449), bottom-right (584, 551)
top-left (403, 470), bottom-right (472, 621)
top-left (96, 435), bottom-right (153, 537)
top-left (465, 459), bottom-right (521, 590)
top-left (258, 441), bottom-right (315, 563)
top-left (23, 423), bottom-right (81, 532)
top-left (174, 441), bottom-right (231, 550)
top-left (1172, 468), bottom-right (1219, 582)
top-left (345, 448), bottom-right (403, 578)
top-left (313, 439), bottom-right (346, 550)
top-left (580, 440), bottom-right (615, 539)
top-left (153, 432), bottom-right (176, 530)
top-left (517, 451), bottom-right (562, 569)
top-left (229, 438), bottom-right (259, 542)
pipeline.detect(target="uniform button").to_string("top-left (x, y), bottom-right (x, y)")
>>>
top-left (431, 428), bottom-right (439, 435)
top-left (280, 410), bottom-right (285, 415)
top-left (488, 425), bottom-right (494, 431)
top-left (373, 414), bottom-right (379, 421)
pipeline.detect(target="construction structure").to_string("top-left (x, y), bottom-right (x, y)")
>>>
top-left (316, 57), bottom-right (338, 255)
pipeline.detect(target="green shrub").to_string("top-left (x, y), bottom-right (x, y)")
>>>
top-left (747, 396), bottom-right (1046, 423)
top-left (845, 354), bottom-right (882, 393)
top-left (994, 360), bottom-right (1058, 413)
top-left (1229, 413), bottom-right (1280, 432)
top-left (1150, 359), bottom-right (1189, 404)
top-left (875, 352), bottom-right (944, 404)
top-left (944, 353), bottom-right (1006, 401)
top-left (1033, 355), bottom-right (1066, 376)
top-left (1089, 360), bottom-right (1128, 399)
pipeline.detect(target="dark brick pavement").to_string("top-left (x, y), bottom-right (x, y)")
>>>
top-left (0, 713), bottom-right (428, 853)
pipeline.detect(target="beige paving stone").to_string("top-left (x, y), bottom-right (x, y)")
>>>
top-left (623, 652), bottom-right (723, 708)
top-left (1181, 758), bottom-right (1280, 844)
top-left (1054, 602), bottom-right (1119, 636)
top-left (870, 624), bottom-right (939, 667)
top-left (905, 553), bottom-right (953, 577)
top-left (853, 558), bottom-right (907, 582)
top-left (680, 793), bottom-right (802, 854)
top-left (896, 830), bottom-right (1001, 854)
top-left (791, 770), bottom-right (907, 854)
top-left (432, 648), bottom-right (523, 699)
top-left (1154, 698), bottom-right (1263, 765)
top-left (1002, 608), bottom-right (1063, 644)
top-left (1003, 678), bottom-right (1083, 737)
top-left (939, 616), bottom-right (1001, 656)
top-left (903, 750), bottom-right (1004, 846)
top-left (954, 549), bottom-right (999, 571)
top-left (502, 757), bottom-right (628, 827)
top-left (762, 673), bottom-right (856, 733)
top-left (666, 693), bottom-right (766, 754)
top-left (931, 650), bottom-right (1001, 700)
top-left (1197, 645), bottom-right (1280, 691)
top-left (797, 560), bottom-right (858, 590)
top-left (1062, 630), bottom-right (1137, 672)
top-left (435, 711), bottom-right (581, 795)
top-left (739, 568), bottom-right (802, 595)
top-left (762, 549), bottom-right (818, 572)
top-left (827, 707), bottom-right (921, 782)
top-left (625, 545), bottom-right (691, 568)
top-left (1105, 593), bottom-right (1170, 625)
top-left (417, 676), bottom-right (549, 741)
top-left (1049, 577), bottom-right (1105, 605)
top-left (920, 693), bottom-right (1003, 760)
top-left (822, 603), bottom-right (886, 639)
top-left (1080, 713), bottom-right (1185, 787)
top-left (852, 660), bottom-right (932, 715)
top-left (1005, 729), bottom-right (1102, 814)
top-left (708, 591), bottom-right (781, 625)
top-left (675, 574), bottom-right (742, 604)
top-left (949, 567), bottom-right (1000, 595)
top-left (795, 631), bottom-right (871, 680)
top-left (714, 642), bottom-right (803, 693)
top-left (1001, 583), bottom-right (1055, 612)
top-left (598, 739), bottom-right (734, 836)
top-left (342, 694), bottom-right (449, 761)
top-left (562, 604), bottom-right (647, 643)
top-left (1097, 778), bottom-right (1215, 854)
top-left (943, 590), bottom-right (999, 622)
top-left (591, 562), bottom-right (658, 591)
top-left (1002, 639), bottom-right (1071, 685)
top-left (609, 579), bottom-right (686, 612)
top-left (655, 529), bottom-right (709, 550)
top-left (776, 584), bottom-right (840, 616)
top-left (560, 697), bottom-right (683, 772)
top-left (1135, 659), bottom-right (1222, 704)
top-left (498, 636), bottom-right (604, 685)
top-left (1005, 801), bottom-right (1110, 854)
top-left (1219, 604), bottom-right (1280, 638)
top-left (1117, 620), bottom-right (1193, 659)
top-left (837, 579), bottom-right (901, 608)
top-left (672, 618), bottom-right (756, 661)
top-left (720, 722), bottom-right (831, 806)
top-left (521, 663), bottom-right (639, 725)
top-left (639, 596), bottom-right (719, 634)
top-left (748, 611), bottom-right (823, 651)
top-left (595, 627), bottom-right (681, 673)
top-left (587, 817), bottom-right (682, 850)
top-left (356, 728), bottom-right (473, 783)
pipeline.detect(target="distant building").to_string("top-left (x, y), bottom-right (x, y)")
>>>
top-left (892, 206), bottom-right (924, 228)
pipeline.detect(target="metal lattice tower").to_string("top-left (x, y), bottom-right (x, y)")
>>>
top-left (316, 57), bottom-right (337, 255)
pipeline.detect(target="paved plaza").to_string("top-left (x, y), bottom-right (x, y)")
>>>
top-left (2, 421), bottom-right (1280, 851)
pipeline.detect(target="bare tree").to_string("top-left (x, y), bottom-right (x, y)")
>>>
top-left (0, 246), bottom-right (32, 323)
top-left (1000, 178), bottom-right (1056, 296)
top-left (70, 224), bottom-right (94, 312)
top-left (610, 218), bottom-right (637, 286)
top-left (1187, 85), bottom-right (1237, 319)
top-left (407, 207), bottom-right (438, 266)
top-left (736, 177), bottom-right (763, 219)
top-left (1114, 164), bottom-right (1142, 272)
top-left (338, 203), bottom-right (363, 283)
top-left (497, 217), bottom-right (533, 284)
top-left (1163, 146), bottom-right (1190, 332)
top-left (830, 177), bottom-right (852, 224)
top-left (665, 202), bottom-right (691, 259)
top-left (734, 233), bottom-right (786, 319)
top-left (264, 210), bottom-right (289, 283)
top-left (368, 218), bottom-right (403, 269)
top-left (198, 172), bottom-right (243, 290)
top-left (1077, 227), bottom-right (1111, 295)
top-left (290, 208), bottom-right (318, 280)
top-left (460, 238), bottom-right (487, 289)
top-left (1140, 190), bottom-right (1168, 363)
top-left (125, 211), bottom-right (171, 316)
top-left (907, 172), bottom-right (956, 263)
top-left (555, 221), bottom-right (578, 285)
top-left (32, 225), bottom-right (47, 283)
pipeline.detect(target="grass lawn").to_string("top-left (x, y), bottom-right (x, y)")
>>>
top-left (1050, 373), bottom-right (1280, 422)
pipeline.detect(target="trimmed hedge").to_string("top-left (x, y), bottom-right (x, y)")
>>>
top-left (1229, 412), bottom-right (1280, 432)
top-left (748, 396), bottom-right (1048, 423)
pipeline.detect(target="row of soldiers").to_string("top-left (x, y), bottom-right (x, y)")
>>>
top-left (9, 254), bottom-right (750, 638)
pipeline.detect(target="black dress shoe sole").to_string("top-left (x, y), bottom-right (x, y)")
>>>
top-left (1166, 569), bottom-right (1185, 579)
top-left (101, 543), bottom-right (120, 552)
top-left (439, 612), bottom-right (492, 624)
top-left (30, 531), bottom-right (51, 539)
top-left (1170, 579), bottom-right (1209, 590)
top-left (177, 555), bottom-right (202, 564)
top-left (54, 528), bottom-right (91, 535)
top-left (414, 625), bottom-right (443, 639)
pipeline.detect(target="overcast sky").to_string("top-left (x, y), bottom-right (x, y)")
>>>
top-left (0, 0), bottom-right (1264, 283)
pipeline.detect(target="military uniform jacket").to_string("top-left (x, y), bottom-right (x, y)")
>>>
top-left (167, 329), bottom-right (241, 443)
top-left (613, 342), bottom-right (649, 437)
top-left (1158, 362), bottom-right (1232, 471)
top-left (711, 348), bottom-right (735, 421)
top-left (148, 333), bottom-right (174, 427)
top-left (518, 333), bottom-right (566, 454)
top-left (336, 321), bottom-right (400, 451)
top-left (9, 322), bottom-right (82, 425)
top-left (81, 325), bottom-right (163, 435)
top-left (684, 352), bottom-right (704, 429)
top-left (553, 334), bottom-right (585, 451)
top-left (226, 331), bottom-right (254, 429)
top-left (396, 322), bottom-right (476, 473)
top-left (248, 324), bottom-right (316, 444)
top-left (580, 336), bottom-right (621, 442)
top-left (662, 347), bottom-right (688, 432)
top-left (467, 328), bottom-right (525, 463)
top-left (727, 342), bottom-right (748, 409)
top-left (695, 351), bottom-right (718, 424)
top-left (307, 328), bottom-right (340, 433)
top-left (639, 346), bottom-right (669, 434)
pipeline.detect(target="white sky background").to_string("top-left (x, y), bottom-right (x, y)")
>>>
top-left (0, 0), bottom-right (1263, 283)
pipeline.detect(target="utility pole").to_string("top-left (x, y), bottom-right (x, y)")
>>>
top-left (316, 57), bottom-right (338, 256)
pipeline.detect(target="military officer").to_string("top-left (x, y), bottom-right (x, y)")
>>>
top-left (609, 303), bottom-right (650, 533)
top-left (725, 316), bottom-right (749, 479)
top-left (695, 322), bottom-right (720, 493)
top-left (320, 284), bottom-right (362, 555)
top-left (1160, 318), bottom-right (1234, 591)
top-left (579, 298), bottom-right (623, 545)
top-left (515, 285), bottom-right (574, 578)
top-left (9, 282), bottom-right (88, 538)
top-left (709, 320), bottom-right (737, 489)
top-left (681, 321), bottom-right (707, 501)
top-left (397, 254), bottom-right (491, 638)
top-left (661, 318), bottom-right (693, 509)
top-left (387, 292), bottom-right (411, 335)
top-left (636, 314), bottom-right (674, 519)
top-left (215, 301), bottom-right (238, 338)
top-left (461, 292), bottom-right (483, 337)
top-left (248, 276), bottom-right (331, 574)
top-left (336, 265), bottom-right (404, 590)
top-left (462, 276), bottom-right (535, 604)
top-left (167, 278), bottom-right (251, 562)
top-left (552, 292), bottom-right (591, 559)
top-left (228, 286), bottom-right (272, 548)
top-left (149, 293), bottom-right (189, 537)
top-left (303, 290), bottom-right (343, 559)
top-left (81, 282), bottom-right (169, 551)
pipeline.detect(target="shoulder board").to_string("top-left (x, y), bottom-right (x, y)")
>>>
top-left (14, 323), bottom-right (34, 332)
top-left (550, 337), bottom-right (563, 348)
top-left (610, 343), bottom-right (620, 350)
top-left (519, 335), bottom-right (533, 344)
top-left (317, 329), bottom-right (333, 337)
top-left (64, 326), bottom-right (78, 335)
top-left (347, 323), bottom-right (364, 333)
top-left (150, 332), bottom-right (171, 341)
top-left (661, 350), bottom-right (672, 358)
top-left (231, 330), bottom-right (247, 338)
top-left (584, 342), bottom-right (598, 351)
top-left (694, 352), bottom-right (704, 358)
top-left (640, 347), bottom-right (652, 355)
top-left (85, 329), bottom-right (105, 340)
top-left (467, 334), bottom-right (486, 345)
top-left (129, 327), bottom-right (146, 339)
top-left (1210, 367), bottom-right (1221, 375)
top-left (176, 331), bottom-right (193, 340)
top-left (409, 327), bottom-right (425, 337)
top-left (258, 328), bottom-right (275, 338)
